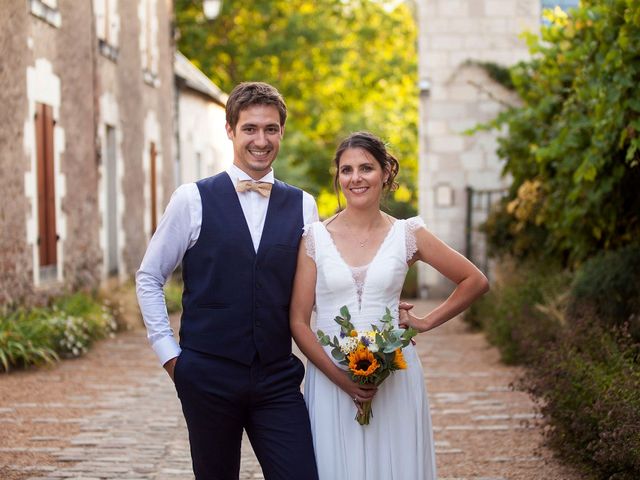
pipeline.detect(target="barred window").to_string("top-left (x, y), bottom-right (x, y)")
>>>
top-left (95, 0), bottom-right (120, 61)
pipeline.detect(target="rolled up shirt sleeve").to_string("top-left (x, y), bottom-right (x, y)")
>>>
top-left (136, 183), bottom-right (200, 366)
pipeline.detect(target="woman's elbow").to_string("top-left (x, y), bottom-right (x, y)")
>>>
top-left (477, 272), bottom-right (490, 296)
top-left (290, 319), bottom-right (300, 336)
top-left (290, 319), bottom-right (306, 340)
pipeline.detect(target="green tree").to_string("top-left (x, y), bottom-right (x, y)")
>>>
top-left (482, 1), bottom-right (640, 264)
top-left (175, 0), bottom-right (418, 217)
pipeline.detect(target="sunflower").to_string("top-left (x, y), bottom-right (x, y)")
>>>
top-left (393, 349), bottom-right (407, 370)
top-left (348, 345), bottom-right (379, 377)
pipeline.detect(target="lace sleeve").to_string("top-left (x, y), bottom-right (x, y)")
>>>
top-left (405, 216), bottom-right (426, 262)
top-left (302, 223), bottom-right (316, 263)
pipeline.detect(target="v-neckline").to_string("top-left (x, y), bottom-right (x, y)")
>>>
top-left (319, 220), bottom-right (398, 311)
top-left (319, 219), bottom-right (398, 269)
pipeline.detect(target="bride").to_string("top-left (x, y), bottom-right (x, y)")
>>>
top-left (290, 131), bottom-right (489, 479)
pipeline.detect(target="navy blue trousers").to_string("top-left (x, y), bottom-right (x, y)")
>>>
top-left (174, 348), bottom-right (319, 480)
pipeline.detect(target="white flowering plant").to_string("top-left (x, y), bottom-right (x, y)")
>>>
top-left (0, 293), bottom-right (119, 371)
top-left (52, 301), bottom-right (117, 358)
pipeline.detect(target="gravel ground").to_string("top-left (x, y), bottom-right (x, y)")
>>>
top-left (0, 300), bottom-right (583, 479)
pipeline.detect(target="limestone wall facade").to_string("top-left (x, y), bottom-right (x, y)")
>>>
top-left (416, 0), bottom-right (541, 296)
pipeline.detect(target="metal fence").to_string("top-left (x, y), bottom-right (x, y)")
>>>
top-left (464, 186), bottom-right (508, 277)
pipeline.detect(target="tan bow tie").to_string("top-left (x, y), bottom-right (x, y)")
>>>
top-left (235, 180), bottom-right (273, 197)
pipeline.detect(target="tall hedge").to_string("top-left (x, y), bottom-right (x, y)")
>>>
top-left (466, 251), bottom-right (640, 479)
top-left (473, 4), bottom-right (640, 475)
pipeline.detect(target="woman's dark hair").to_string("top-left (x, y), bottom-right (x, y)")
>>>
top-left (332, 131), bottom-right (400, 207)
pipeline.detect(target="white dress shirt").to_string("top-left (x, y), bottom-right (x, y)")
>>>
top-left (136, 164), bottom-right (319, 366)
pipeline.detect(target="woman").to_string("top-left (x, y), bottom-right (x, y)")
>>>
top-left (290, 131), bottom-right (489, 479)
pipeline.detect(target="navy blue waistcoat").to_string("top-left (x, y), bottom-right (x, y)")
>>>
top-left (179, 172), bottom-right (303, 365)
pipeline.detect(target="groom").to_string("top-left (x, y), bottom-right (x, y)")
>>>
top-left (136, 82), bottom-right (319, 479)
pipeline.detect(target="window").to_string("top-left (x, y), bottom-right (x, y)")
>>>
top-left (29, 0), bottom-right (61, 28)
top-left (435, 184), bottom-right (454, 208)
top-left (95, 0), bottom-right (120, 61)
top-left (139, 0), bottom-right (159, 86)
top-left (104, 125), bottom-right (119, 275)
top-left (35, 103), bottom-right (58, 278)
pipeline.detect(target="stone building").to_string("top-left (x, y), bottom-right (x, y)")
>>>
top-left (416, 0), bottom-right (578, 296)
top-left (175, 52), bottom-right (232, 186)
top-left (0, 0), bottom-right (175, 304)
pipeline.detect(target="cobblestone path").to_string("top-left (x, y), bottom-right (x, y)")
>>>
top-left (0, 300), bottom-right (581, 479)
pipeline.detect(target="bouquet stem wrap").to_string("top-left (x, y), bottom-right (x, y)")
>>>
top-left (357, 399), bottom-right (373, 425)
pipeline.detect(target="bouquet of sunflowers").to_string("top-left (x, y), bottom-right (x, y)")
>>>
top-left (316, 305), bottom-right (418, 425)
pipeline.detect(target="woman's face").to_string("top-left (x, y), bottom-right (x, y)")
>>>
top-left (337, 147), bottom-right (388, 209)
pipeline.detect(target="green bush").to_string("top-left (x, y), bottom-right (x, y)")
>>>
top-left (478, 0), bottom-right (640, 265)
top-left (0, 309), bottom-right (59, 371)
top-left (472, 255), bottom-right (640, 478)
top-left (568, 245), bottom-right (640, 339)
top-left (0, 292), bottom-right (118, 371)
top-left (464, 260), bottom-right (568, 364)
top-left (98, 279), bottom-right (143, 331)
top-left (468, 0), bottom-right (640, 472)
top-left (50, 292), bottom-right (117, 358)
top-left (526, 316), bottom-right (640, 479)
top-left (464, 300), bottom-right (485, 331)
top-left (480, 198), bottom-right (552, 263)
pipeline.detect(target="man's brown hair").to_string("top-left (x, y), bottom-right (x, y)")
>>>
top-left (225, 82), bottom-right (287, 131)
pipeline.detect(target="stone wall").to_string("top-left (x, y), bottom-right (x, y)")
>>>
top-left (104, 0), bottom-right (176, 277)
top-left (417, 0), bottom-right (540, 296)
top-left (0, 3), bottom-right (34, 304)
top-left (0, 0), bottom-right (175, 305)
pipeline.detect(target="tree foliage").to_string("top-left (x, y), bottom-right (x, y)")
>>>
top-left (483, 0), bottom-right (640, 264)
top-left (175, 0), bottom-right (418, 217)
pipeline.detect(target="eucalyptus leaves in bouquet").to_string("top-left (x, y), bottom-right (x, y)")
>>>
top-left (317, 306), bottom-right (417, 425)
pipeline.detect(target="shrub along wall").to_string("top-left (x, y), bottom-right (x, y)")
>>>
top-left (466, 247), bottom-right (640, 479)
top-left (469, 2), bottom-right (640, 476)
top-left (0, 275), bottom-right (184, 372)
top-left (0, 292), bottom-right (118, 372)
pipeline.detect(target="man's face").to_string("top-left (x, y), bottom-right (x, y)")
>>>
top-left (226, 104), bottom-right (284, 180)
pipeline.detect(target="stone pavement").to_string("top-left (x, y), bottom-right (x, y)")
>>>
top-left (0, 300), bottom-right (581, 480)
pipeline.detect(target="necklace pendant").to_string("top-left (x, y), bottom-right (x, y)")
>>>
top-left (359, 242), bottom-right (365, 247)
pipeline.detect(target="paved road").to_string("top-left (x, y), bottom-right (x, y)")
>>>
top-left (0, 300), bottom-right (580, 479)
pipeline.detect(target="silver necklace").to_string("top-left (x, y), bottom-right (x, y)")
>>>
top-left (343, 214), bottom-right (378, 248)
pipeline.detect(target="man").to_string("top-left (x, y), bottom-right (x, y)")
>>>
top-left (136, 82), bottom-right (319, 480)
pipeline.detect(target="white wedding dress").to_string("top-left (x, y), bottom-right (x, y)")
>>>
top-left (303, 217), bottom-right (437, 480)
